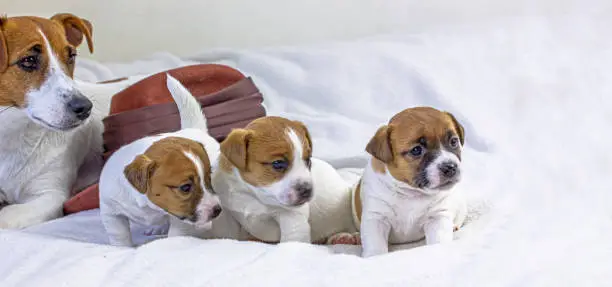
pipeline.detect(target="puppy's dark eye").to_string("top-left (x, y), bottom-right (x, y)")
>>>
top-left (18, 56), bottom-right (40, 72)
top-left (409, 146), bottom-right (424, 157)
top-left (67, 50), bottom-right (77, 65)
top-left (304, 158), bottom-right (312, 169)
top-left (449, 137), bottom-right (460, 149)
top-left (271, 160), bottom-right (289, 172)
top-left (179, 183), bottom-right (192, 193)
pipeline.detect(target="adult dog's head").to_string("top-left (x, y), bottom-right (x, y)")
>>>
top-left (366, 107), bottom-right (465, 195)
top-left (0, 13), bottom-right (94, 131)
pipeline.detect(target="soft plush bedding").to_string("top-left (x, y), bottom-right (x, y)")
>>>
top-left (2, 13), bottom-right (612, 286)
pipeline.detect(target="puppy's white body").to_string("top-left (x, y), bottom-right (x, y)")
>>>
top-left (0, 76), bottom-right (144, 229)
top-left (359, 157), bottom-right (467, 257)
top-left (99, 128), bottom-right (219, 246)
top-left (210, 153), bottom-right (357, 243)
top-left (99, 75), bottom-right (220, 247)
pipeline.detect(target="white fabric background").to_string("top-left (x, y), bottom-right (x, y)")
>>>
top-left (3, 0), bottom-right (609, 61)
top-left (1, 12), bottom-right (611, 286)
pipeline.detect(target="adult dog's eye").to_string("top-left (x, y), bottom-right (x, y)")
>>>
top-left (449, 137), bottom-right (460, 149)
top-left (18, 55), bottom-right (40, 72)
top-left (409, 146), bottom-right (424, 157)
top-left (179, 183), bottom-right (192, 193)
top-left (271, 160), bottom-right (289, 172)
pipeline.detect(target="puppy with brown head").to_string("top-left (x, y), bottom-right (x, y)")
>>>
top-left (207, 116), bottom-right (358, 244)
top-left (99, 75), bottom-right (221, 247)
top-left (356, 106), bottom-right (468, 257)
top-left (123, 137), bottom-right (216, 223)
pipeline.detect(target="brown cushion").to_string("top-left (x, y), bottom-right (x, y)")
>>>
top-left (63, 64), bottom-right (266, 215)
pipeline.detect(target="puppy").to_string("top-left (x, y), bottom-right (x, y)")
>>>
top-left (0, 14), bottom-right (144, 229)
top-left (356, 107), bottom-right (467, 257)
top-left (206, 117), bottom-right (358, 244)
top-left (99, 75), bottom-right (221, 247)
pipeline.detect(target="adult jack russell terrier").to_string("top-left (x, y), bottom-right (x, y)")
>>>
top-left (0, 14), bottom-right (143, 229)
top-left (355, 107), bottom-right (467, 257)
top-left (201, 117), bottom-right (358, 244)
top-left (99, 75), bottom-right (221, 247)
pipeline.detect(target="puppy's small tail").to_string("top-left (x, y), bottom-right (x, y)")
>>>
top-left (166, 73), bottom-right (208, 132)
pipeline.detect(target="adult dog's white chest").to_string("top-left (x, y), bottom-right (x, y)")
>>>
top-left (0, 109), bottom-right (94, 202)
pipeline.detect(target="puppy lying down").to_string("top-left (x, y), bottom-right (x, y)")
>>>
top-left (99, 75), bottom-right (221, 247)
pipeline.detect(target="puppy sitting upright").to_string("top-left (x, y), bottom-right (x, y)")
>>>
top-left (99, 75), bottom-right (221, 247)
top-left (208, 117), bottom-right (358, 244)
top-left (357, 107), bottom-right (467, 257)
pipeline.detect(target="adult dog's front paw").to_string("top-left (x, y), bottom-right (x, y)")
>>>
top-left (0, 204), bottom-right (51, 229)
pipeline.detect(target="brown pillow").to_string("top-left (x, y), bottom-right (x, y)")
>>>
top-left (63, 64), bottom-right (266, 215)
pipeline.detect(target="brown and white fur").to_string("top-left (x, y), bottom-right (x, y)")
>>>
top-left (0, 14), bottom-right (144, 229)
top-left (98, 75), bottom-right (222, 247)
top-left (356, 107), bottom-right (467, 257)
top-left (200, 117), bottom-right (358, 244)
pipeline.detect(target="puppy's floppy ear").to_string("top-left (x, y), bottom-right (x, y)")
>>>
top-left (50, 13), bottom-right (94, 53)
top-left (292, 120), bottom-right (313, 156)
top-left (221, 129), bottom-right (252, 170)
top-left (0, 16), bottom-right (8, 73)
top-left (445, 112), bottom-right (465, 145)
top-left (124, 155), bottom-right (156, 194)
top-left (366, 125), bottom-right (394, 163)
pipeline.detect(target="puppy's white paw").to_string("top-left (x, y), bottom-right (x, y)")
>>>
top-left (143, 224), bottom-right (170, 236)
top-left (327, 232), bottom-right (361, 245)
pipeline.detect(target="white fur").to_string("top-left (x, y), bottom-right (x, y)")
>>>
top-left (99, 74), bottom-right (220, 247)
top-left (359, 156), bottom-right (467, 258)
top-left (205, 128), bottom-right (357, 244)
top-left (0, 29), bottom-right (146, 229)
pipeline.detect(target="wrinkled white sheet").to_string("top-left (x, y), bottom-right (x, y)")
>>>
top-left (2, 13), bottom-right (612, 286)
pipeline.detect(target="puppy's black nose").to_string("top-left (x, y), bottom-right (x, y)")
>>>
top-left (295, 181), bottom-right (313, 200)
top-left (210, 205), bottom-right (222, 219)
top-left (439, 162), bottom-right (458, 178)
top-left (67, 94), bottom-right (93, 120)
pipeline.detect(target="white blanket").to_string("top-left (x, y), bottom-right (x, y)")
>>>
top-left (2, 13), bottom-right (612, 286)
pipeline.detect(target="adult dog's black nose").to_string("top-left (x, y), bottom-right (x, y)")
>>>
top-left (295, 181), bottom-right (313, 200)
top-left (67, 94), bottom-right (93, 120)
top-left (210, 205), bottom-right (222, 219)
top-left (439, 162), bottom-right (458, 178)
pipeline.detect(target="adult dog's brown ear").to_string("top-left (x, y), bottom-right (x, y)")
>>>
top-left (292, 120), bottom-right (313, 157)
top-left (445, 112), bottom-right (465, 145)
top-left (50, 13), bottom-right (94, 53)
top-left (124, 155), bottom-right (156, 194)
top-left (0, 16), bottom-right (8, 73)
top-left (220, 129), bottom-right (252, 170)
top-left (366, 125), bottom-right (394, 163)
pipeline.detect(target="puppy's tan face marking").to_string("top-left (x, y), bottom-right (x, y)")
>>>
top-left (220, 116), bottom-right (314, 207)
top-left (124, 137), bottom-right (214, 222)
top-left (0, 14), bottom-right (93, 130)
top-left (366, 107), bottom-right (465, 193)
